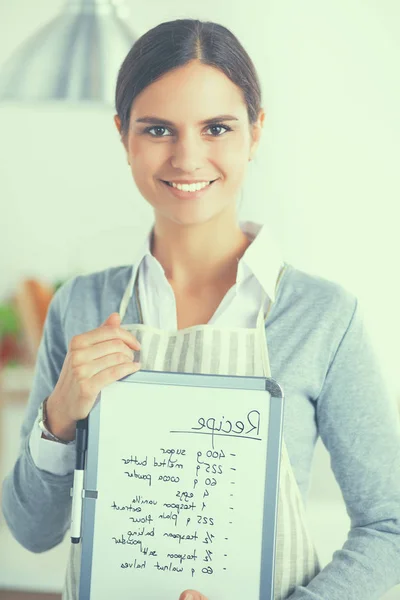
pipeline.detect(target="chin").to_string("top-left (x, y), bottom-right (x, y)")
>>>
top-left (157, 206), bottom-right (230, 227)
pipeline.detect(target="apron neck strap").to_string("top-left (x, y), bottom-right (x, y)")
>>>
top-left (119, 266), bottom-right (136, 322)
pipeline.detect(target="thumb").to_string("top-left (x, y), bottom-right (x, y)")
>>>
top-left (101, 312), bottom-right (121, 328)
top-left (179, 591), bottom-right (207, 600)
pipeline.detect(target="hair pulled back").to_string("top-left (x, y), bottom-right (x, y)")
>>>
top-left (115, 19), bottom-right (262, 137)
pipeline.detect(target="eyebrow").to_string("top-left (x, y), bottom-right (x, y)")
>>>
top-left (135, 114), bottom-right (239, 126)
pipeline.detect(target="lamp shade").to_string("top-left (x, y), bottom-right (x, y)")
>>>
top-left (0, 0), bottom-right (136, 105)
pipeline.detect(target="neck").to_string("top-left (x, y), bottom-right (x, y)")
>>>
top-left (151, 212), bottom-right (251, 291)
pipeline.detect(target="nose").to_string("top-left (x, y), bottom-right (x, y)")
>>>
top-left (170, 131), bottom-right (207, 173)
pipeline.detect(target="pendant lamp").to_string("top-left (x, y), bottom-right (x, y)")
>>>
top-left (0, 0), bottom-right (136, 105)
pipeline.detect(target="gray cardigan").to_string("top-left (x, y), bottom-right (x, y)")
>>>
top-left (2, 262), bottom-right (400, 599)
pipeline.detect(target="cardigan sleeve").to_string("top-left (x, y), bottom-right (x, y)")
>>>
top-left (1, 278), bottom-right (77, 552)
top-left (288, 297), bottom-right (400, 599)
top-left (28, 413), bottom-right (76, 476)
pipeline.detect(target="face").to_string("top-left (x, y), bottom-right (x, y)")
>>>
top-left (114, 60), bottom-right (264, 227)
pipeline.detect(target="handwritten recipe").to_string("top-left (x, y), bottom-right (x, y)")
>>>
top-left (88, 379), bottom-right (271, 600)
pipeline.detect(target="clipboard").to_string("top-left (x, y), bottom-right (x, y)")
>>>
top-left (76, 369), bottom-right (284, 600)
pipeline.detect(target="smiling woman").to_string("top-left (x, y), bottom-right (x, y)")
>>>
top-left (2, 16), bottom-right (400, 600)
top-left (113, 31), bottom-right (264, 264)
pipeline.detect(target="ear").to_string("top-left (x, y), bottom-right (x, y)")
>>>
top-left (114, 114), bottom-right (122, 135)
top-left (249, 108), bottom-right (266, 159)
top-left (114, 114), bottom-right (129, 160)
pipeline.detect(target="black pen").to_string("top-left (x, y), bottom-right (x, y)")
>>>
top-left (70, 418), bottom-right (88, 544)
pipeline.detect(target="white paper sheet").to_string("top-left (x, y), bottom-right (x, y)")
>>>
top-left (88, 379), bottom-right (271, 600)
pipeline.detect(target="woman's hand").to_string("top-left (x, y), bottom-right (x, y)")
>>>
top-left (179, 590), bottom-right (208, 600)
top-left (45, 312), bottom-right (141, 441)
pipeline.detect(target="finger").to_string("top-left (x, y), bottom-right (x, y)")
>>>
top-left (179, 590), bottom-right (208, 600)
top-left (72, 339), bottom-right (135, 366)
top-left (89, 362), bottom-right (141, 394)
top-left (80, 361), bottom-right (141, 399)
top-left (70, 325), bottom-right (141, 352)
top-left (77, 351), bottom-right (138, 380)
top-left (101, 312), bottom-right (121, 327)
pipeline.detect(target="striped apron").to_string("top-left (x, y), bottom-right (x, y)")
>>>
top-left (63, 263), bottom-right (320, 600)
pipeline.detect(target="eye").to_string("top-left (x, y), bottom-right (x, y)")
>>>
top-left (207, 124), bottom-right (232, 136)
top-left (145, 126), bottom-right (169, 137)
top-left (143, 123), bottom-right (232, 137)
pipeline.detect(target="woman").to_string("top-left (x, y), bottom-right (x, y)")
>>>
top-left (2, 18), bottom-right (400, 600)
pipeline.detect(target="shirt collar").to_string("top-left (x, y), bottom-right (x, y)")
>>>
top-left (128, 220), bottom-right (284, 303)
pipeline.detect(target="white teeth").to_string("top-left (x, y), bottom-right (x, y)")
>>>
top-left (168, 181), bottom-right (211, 192)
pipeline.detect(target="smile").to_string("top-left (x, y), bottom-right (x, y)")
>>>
top-left (160, 178), bottom-right (219, 199)
top-left (163, 180), bottom-right (217, 192)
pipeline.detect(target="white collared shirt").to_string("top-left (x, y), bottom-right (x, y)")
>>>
top-left (129, 219), bottom-right (284, 329)
top-left (29, 220), bottom-right (284, 475)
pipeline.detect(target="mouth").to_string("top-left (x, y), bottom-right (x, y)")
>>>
top-left (161, 179), bottom-right (219, 188)
top-left (159, 178), bottom-right (219, 200)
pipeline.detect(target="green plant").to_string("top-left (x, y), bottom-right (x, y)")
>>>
top-left (0, 302), bottom-right (22, 367)
top-left (0, 302), bottom-right (20, 337)
top-left (53, 279), bottom-right (65, 293)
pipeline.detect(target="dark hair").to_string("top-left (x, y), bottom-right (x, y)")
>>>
top-left (115, 19), bottom-right (262, 138)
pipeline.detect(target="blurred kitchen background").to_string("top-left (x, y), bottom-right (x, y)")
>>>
top-left (0, 0), bottom-right (399, 598)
